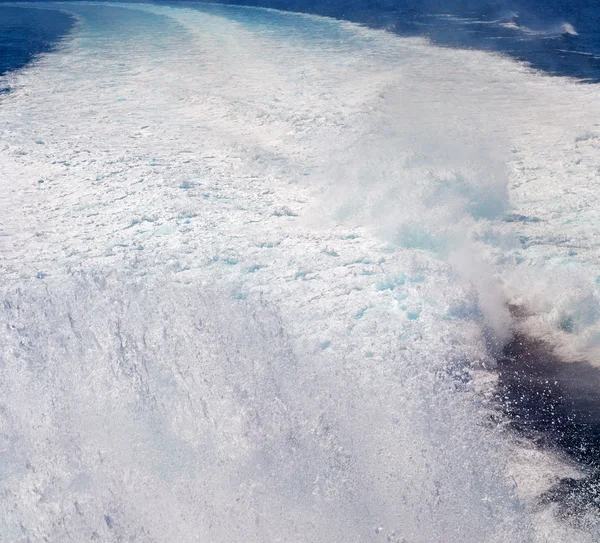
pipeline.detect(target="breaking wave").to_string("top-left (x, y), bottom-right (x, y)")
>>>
top-left (499, 18), bottom-right (578, 38)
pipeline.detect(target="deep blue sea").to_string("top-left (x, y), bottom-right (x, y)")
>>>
top-left (2, 0), bottom-right (600, 81)
top-left (0, 5), bottom-right (74, 77)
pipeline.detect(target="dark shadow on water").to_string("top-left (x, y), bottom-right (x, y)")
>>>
top-left (495, 328), bottom-right (600, 516)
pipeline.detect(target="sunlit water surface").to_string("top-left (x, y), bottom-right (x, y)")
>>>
top-left (2, 3), bottom-right (600, 541)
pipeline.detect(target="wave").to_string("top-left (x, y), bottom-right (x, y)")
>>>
top-left (427, 11), bottom-right (578, 40)
top-left (1, 2), bottom-right (600, 540)
top-left (499, 19), bottom-right (579, 39)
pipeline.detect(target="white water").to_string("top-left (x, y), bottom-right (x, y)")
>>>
top-left (2, 2), bottom-right (600, 541)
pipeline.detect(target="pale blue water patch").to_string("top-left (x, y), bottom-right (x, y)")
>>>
top-left (71, 2), bottom-right (192, 48)
top-left (3, 2), bottom-right (193, 57)
top-left (176, 0), bottom-right (381, 57)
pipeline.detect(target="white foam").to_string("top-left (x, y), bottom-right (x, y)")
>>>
top-left (1, 2), bottom-right (600, 540)
top-left (560, 22), bottom-right (579, 36)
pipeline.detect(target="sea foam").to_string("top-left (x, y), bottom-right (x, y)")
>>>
top-left (2, 2), bottom-right (600, 540)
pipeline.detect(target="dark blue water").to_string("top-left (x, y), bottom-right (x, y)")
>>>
top-left (1, 0), bottom-right (599, 81)
top-left (0, 5), bottom-right (74, 79)
top-left (203, 0), bottom-right (600, 82)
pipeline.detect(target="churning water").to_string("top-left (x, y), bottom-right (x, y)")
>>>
top-left (2, 2), bottom-right (600, 541)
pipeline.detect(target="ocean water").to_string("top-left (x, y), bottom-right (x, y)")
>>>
top-left (0, 5), bottom-right (73, 77)
top-left (2, 2), bottom-right (600, 542)
top-left (206, 0), bottom-right (600, 81)
top-left (4, 0), bottom-right (600, 81)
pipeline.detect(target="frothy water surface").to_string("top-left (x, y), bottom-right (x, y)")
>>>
top-left (2, 2), bottom-right (600, 541)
